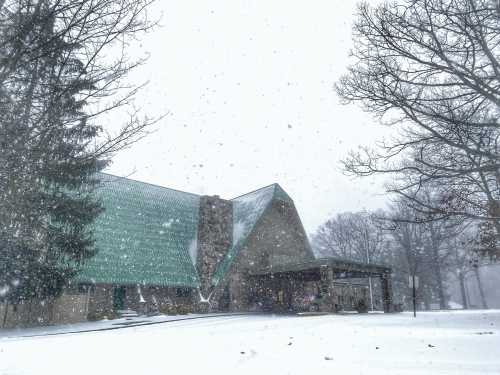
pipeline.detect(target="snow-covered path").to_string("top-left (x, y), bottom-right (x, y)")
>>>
top-left (1, 310), bottom-right (499, 375)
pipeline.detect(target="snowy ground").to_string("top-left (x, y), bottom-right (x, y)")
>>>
top-left (1, 310), bottom-right (499, 375)
top-left (0, 312), bottom-right (245, 338)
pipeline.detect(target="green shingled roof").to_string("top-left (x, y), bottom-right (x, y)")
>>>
top-left (75, 173), bottom-right (200, 287)
top-left (76, 175), bottom-right (297, 289)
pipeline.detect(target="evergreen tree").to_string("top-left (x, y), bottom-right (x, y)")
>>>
top-left (0, 0), bottom-right (156, 306)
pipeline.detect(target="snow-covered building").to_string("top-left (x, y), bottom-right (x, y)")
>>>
top-left (2, 173), bottom-right (393, 326)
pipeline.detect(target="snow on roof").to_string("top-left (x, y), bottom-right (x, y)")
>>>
top-left (211, 184), bottom-right (294, 286)
top-left (75, 173), bottom-right (200, 288)
top-left (76, 175), bottom-right (297, 289)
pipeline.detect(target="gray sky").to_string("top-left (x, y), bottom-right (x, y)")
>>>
top-left (106, 0), bottom-right (391, 234)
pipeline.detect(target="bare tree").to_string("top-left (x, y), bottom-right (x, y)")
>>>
top-left (387, 202), bottom-right (437, 309)
top-left (0, 0), bottom-right (159, 155)
top-left (418, 190), bottom-right (468, 309)
top-left (312, 211), bottom-right (388, 263)
top-left (335, 0), bottom-right (500, 252)
top-left (312, 201), bottom-right (463, 310)
top-left (385, 196), bottom-right (456, 310)
top-left (0, 0), bottom-right (159, 307)
top-left (312, 210), bottom-right (390, 310)
top-left (312, 213), bottom-right (357, 259)
top-left (446, 226), bottom-right (494, 309)
top-left (447, 236), bottom-right (472, 309)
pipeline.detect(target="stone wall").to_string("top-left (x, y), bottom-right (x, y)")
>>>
top-left (0, 294), bottom-right (88, 329)
top-left (222, 199), bottom-right (315, 312)
top-left (235, 200), bottom-right (314, 272)
top-left (196, 195), bottom-right (233, 299)
top-left (52, 293), bottom-right (89, 323)
top-left (1, 300), bottom-right (52, 328)
top-left (129, 285), bottom-right (195, 314)
top-left (0, 284), bottom-right (198, 328)
top-left (86, 284), bottom-right (196, 316)
top-left (87, 285), bottom-right (113, 315)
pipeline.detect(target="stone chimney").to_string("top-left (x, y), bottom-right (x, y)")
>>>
top-left (196, 195), bottom-right (233, 298)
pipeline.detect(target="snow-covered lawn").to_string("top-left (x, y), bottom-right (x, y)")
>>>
top-left (1, 310), bottom-right (499, 375)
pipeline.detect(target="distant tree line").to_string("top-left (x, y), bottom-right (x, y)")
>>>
top-left (311, 194), bottom-right (490, 310)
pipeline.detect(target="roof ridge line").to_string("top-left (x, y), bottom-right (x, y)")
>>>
top-left (272, 183), bottom-right (294, 201)
top-left (230, 183), bottom-right (278, 201)
top-left (99, 172), bottom-right (201, 198)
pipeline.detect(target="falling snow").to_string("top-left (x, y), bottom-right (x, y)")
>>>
top-left (1, 311), bottom-right (499, 375)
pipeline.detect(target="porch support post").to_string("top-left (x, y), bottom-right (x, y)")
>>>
top-left (381, 271), bottom-right (393, 313)
top-left (319, 266), bottom-right (335, 312)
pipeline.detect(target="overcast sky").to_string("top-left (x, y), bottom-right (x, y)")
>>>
top-left (105, 0), bottom-right (391, 234)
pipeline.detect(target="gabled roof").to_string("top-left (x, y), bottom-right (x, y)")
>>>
top-left (211, 184), bottom-right (292, 285)
top-left (75, 174), bottom-right (302, 289)
top-left (75, 173), bottom-right (200, 287)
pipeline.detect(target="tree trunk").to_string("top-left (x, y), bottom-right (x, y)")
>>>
top-left (429, 226), bottom-right (447, 309)
top-left (422, 288), bottom-right (431, 310)
top-left (435, 264), bottom-right (447, 309)
top-left (474, 267), bottom-right (488, 309)
top-left (458, 272), bottom-right (468, 309)
top-left (2, 302), bottom-right (9, 328)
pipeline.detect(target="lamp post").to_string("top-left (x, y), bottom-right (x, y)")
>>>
top-left (409, 274), bottom-right (419, 317)
top-left (366, 247), bottom-right (374, 311)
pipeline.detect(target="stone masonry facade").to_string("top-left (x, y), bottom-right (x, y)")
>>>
top-left (196, 195), bottom-right (233, 302)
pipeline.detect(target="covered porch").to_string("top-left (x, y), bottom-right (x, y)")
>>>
top-left (245, 258), bottom-right (393, 313)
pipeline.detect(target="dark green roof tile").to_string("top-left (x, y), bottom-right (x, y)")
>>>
top-left (75, 173), bottom-right (200, 287)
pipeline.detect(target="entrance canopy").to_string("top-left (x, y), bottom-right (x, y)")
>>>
top-left (247, 257), bottom-right (393, 312)
top-left (248, 257), bottom-right (391, 278)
